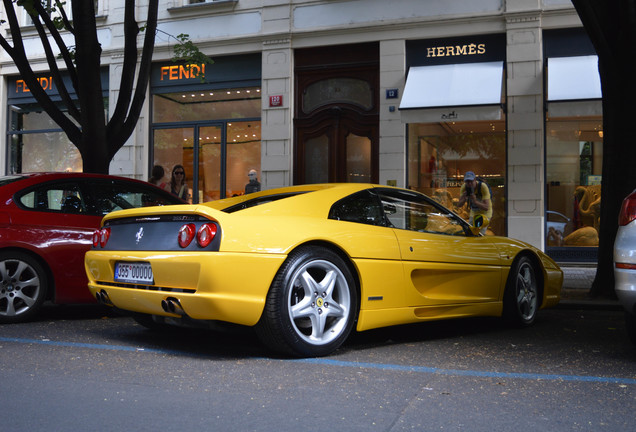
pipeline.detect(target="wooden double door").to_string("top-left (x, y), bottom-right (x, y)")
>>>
top-left (294, 43), bottom-right (379, 185)
top-left (295, 108), bottom-right (378, 184)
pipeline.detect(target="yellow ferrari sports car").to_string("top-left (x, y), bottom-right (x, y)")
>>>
top-left (85, 183), bottom-right (562, 357)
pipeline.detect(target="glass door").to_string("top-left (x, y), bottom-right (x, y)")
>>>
top-left (153, 120), bottom-right (261, 202)
top-left (153, 124), bottom-right (223, 203)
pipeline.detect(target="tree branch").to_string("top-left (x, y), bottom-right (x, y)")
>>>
top-left (29, 4), bottom-right (80, 121)
top-left (107, 1), bottom-right (141, 135)
top-left (110, 0), bottom-right (159, 157)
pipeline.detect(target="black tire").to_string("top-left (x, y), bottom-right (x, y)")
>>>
top-left (625, 312), bottom-right (636, 346)
top-left (0, 251), bottom-right (48, 323)
top-left (256, 246), bottom-right (358, 357)
top-left (503, 256), bottom-right (539, 327)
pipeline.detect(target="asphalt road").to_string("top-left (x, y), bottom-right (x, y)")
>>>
top-left (1, 304), bottom-right (635, 432)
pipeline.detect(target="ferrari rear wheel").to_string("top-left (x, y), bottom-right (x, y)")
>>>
top-left (0, 252), bottom-right (48, 324)
top-left (256, 246), bottom-right (358, 357)
top-left (503, 256), bottom-right (538, 327)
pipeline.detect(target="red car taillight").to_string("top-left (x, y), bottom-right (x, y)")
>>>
top-left (178, 223), bottom-right (196, 248)
top-left (92, 227), bottom-right (111, 248)
top-left (618, 190), bottom-right (636, 226)
top-left (197, 223), bottom-right (217, 247)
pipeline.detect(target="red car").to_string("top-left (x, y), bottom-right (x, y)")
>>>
top-left (0, 172), bottom-right (185, 323)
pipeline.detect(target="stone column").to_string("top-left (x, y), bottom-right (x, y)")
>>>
top-left (261, 39), bottom-right (293, 190)
top-left (505, 3), bottom-right (545, 249)
top-left (379, 39), bottom-right (407, 187)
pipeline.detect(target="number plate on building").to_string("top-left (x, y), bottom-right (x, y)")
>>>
top-left (114, 262), bottom-right (154, 284)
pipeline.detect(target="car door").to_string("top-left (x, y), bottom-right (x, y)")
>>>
top-left (375, 188), bottom-right (504, 307)
top-left (14, 180), bottom-right (101, 302)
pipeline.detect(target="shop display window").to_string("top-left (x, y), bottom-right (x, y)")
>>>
top-left (8, 104), bottom-right (83, 173)
top-left (151, 86), bottom-right (261, 202)
top-left (546, 117), bottom-right (603, 250)
top-left (406, 118), bottom-right (506, 236)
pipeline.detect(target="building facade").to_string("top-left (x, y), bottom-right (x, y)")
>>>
top-left (0, 0), bottom-right (602, 260)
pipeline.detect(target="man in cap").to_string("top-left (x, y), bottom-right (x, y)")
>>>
top-left (457, 171), bottom-right (492, 234)
top-left (245, 169), bottom-right (261, 194)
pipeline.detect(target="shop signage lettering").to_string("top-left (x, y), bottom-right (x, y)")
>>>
top-left (159, 64), bottom-right (206, 81)
top-left (441, 111), bottom-right (458, 120)
top-left (15, 76), bottom-right (54, 93)
top-left (427, 43), bottom-right (486, 58)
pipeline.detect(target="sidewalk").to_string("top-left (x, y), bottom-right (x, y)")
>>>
top-left (558, 265), bottom-right (621, 310)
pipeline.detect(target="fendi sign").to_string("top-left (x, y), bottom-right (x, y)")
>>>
top-left (15, 76), bottom-right (54, 93)
top-left (159, 64), bottom-right (206, 81)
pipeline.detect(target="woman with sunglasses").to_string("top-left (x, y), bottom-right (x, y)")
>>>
top-left (167, 165), bottom-right (190, 202)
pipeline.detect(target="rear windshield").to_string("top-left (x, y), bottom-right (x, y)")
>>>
top-left (222, 192), bottom-right (308, 213)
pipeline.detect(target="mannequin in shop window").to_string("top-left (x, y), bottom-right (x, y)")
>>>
top-left (166, 165), bottom-right (190, 202)
top-left (245, 169), bottom-right (261, 194)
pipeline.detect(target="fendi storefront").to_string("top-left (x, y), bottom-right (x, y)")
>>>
top-left (150, 54), bottom-right (262, 203)
top-left (6, 70), bottom-right (108, 174)
top-left (400, 34), bottom-right (507, 236)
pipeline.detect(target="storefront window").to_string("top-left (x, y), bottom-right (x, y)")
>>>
top-left (8, 105), bottom-right (82, 173)
top-left (406, 118), bottom-right (506, 236)
top-left (227, 121), bottom-right (261, 197)
top-left (546, 116), bottom-right (603, 250)
top-left (151, 87), bottom-right (261, 202)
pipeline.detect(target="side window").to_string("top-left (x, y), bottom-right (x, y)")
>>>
top-left (378, 189), bottom-right (467, 236)
top-left (18, 183), bottom-right (85, 214)
top-left (87, 182), bottom-right (180, 216)
top-left (329, 190), bottom-right (386, 226)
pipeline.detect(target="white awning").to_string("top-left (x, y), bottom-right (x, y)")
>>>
top-left (547, 55), bottom-right (601, 101)
top-left (399, 61), bottom-right (504, 109)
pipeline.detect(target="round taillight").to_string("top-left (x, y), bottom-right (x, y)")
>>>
top-left (197, 223), bottom-right (217, 247)
top-left (92, 230), bottom-right (101, 247)
top-left (178, 223), bottom-right (196, 248)
top-left (99, 227), bottom-right (111, 248)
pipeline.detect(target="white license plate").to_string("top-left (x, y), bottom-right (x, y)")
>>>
top-left (114, 262), bottom-right (154, 284)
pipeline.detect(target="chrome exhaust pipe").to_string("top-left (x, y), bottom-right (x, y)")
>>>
top-left (96, 290), bottom-right (113, 306)
top-left (162, 297), bottom-right (186, 316)
top-left (161, 299), bottom-right (170, 312)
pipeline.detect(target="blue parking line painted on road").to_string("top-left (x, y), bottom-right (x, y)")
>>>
top-left (2, 336), bottom-right (635, 385)
top-left (296, 358), bottom-right (636, 385)
top-left (0, 336), bottom-right (185, 356)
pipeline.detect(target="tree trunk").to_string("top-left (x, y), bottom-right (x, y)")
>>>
top-left (80, 133), bottom-right (112, 173)
top-left (572, 0), bottom-right (636, 298)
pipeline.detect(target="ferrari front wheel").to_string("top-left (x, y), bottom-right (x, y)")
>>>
top-left (256, 246), bottom-right (358, 357)
top-left (503, 256), bottom-right (538, 326)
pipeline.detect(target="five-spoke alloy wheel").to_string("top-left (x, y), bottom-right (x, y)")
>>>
top-left (256, 246), bottom-right (358, 357)
top-left (503, 256), bottom-right (539, 326)
top-left (0, 252), bottom-right (48, 323)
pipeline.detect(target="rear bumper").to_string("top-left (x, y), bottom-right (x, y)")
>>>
top-left (615, 268), bottom-right (636, 314)
top-left (85, 250), bottom-right (286, 326)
